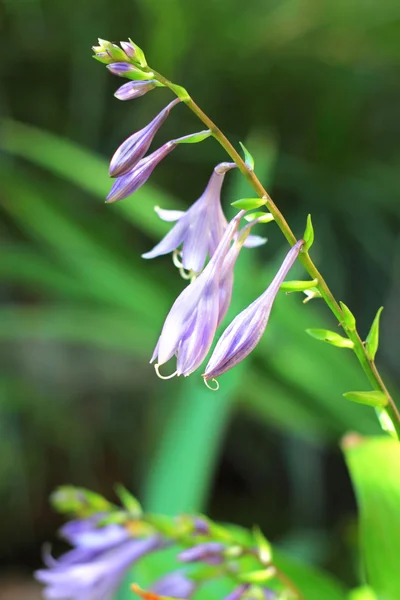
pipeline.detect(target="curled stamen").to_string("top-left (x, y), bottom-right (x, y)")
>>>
top-left (179, 267), bottom-right (193, 280)
top-left (172, 249), bottom-right (184, 269)
top-left (203, 378), bottom-right (220, 391)
top-left (154, 364), bottom-right (178, 380)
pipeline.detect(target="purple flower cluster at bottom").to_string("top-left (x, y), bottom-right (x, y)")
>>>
top-left (35, 518), bottom-right (162, 600)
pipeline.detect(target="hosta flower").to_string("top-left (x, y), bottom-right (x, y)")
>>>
top-left (178, 542), bottom-right (225, 565)
top-left (114, 80), bottom-right (159, 101)
top-left (142, 163), bottom-right (266, 274)
top-left (109, 98), bottom-right (180, 177)
top-left (151, 212), bottom-right (247, 378)
top-left (203, 240), bottom-right (304, 383)
top-left (152, 572), bottom-right (197, 599)
top-left (106, 141), bottom-right (176, 203)
top-left (35, 516), bottom-right (162, 600)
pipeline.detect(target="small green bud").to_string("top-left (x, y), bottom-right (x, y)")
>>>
top-left (306, 328), bottom-right (354, 349)
top-left (253, 526), bottom-right (272, 565)
top-left (239, 141), bottom-right (255, 170)
top-left (231, 198), bottom-right (266, 210)
top-left (343, 390), bottom-right (388, 408)
top-left (114, 484), bottom-right (142, 516)
top-left (239, 566), bottom-right (276, 584)
top-left (303, 214), bottom-right (314, 251)
top-left (365, 306), bottom-right (384, 361)
top-left (128, 38), bottom-right (148, 68)
top-left (50, 486), bottom-right (112, 517)
top-left (280, 278), bottom-right (319, 292)
top-left (339, 301), bottom-right (356, 331)
top-left (106, 43), bottom-right (130, 62)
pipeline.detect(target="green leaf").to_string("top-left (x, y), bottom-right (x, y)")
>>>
top-left (243, 211), bottom-right (274, 223)
top-left (174, 129), bottom-right (212, 144)
top-left (343, 391), bottom-right (388, 408)
top-left (365, 307), bottom-right (384, 361)
top-left (340, 302), bottom-right (356, 331)
top-left (273, 550), bottom-right (347, 600)
top-left (348, 586), bottom-right (377, 600)
top-left (306, 329), bottom-right (354, 349)
top-left (239, 141), bottom-right (255, 170)
top-left (231, 197), bottom-right (266, 210)
top-left (343, 436), bottom-right (400, 600)
top-left (280, 279), bottom-right (319, 292)
top-left (303, 214), bottom-right (314, 251)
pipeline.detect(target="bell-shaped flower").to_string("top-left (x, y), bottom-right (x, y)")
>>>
top-left (109, 98), bottom-right (180, 177)
top-left (142, 163), bottom-right (266, 274)
top-left (203, 240), bottom-right (304, 384)
top-left (35, 516), bottom-right (162, 600)
top-left (151, 212), bottom-right (247, 378)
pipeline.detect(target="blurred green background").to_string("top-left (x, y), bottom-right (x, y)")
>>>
top-left (1, 0), bottom-right (400, 596)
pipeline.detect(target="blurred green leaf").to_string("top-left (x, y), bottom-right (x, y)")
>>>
top-left (343, 391), bottom-right (388, 408)
top-left (342, 435), bottom-right (400, 600)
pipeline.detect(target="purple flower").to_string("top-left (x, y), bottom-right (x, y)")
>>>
top-left (109, 99), bottom-right (180, 177)
top-left (222, 585), bottom-right (250, 600)
top-left (106, 141), bottom-right (176, 203)
top-left (35, 517), bottom-right (162, 600)
top-left (151, 572), bottom-right (196, 599)
top-left (203, 240), bottom-right (304, 383)
top-left (142, 163), bottom-right (266, 274)
top-left (114, 80), bottom-right (158, 101)
top-left (151, 212), bottom-right (247, 378)
top-left (178, 541), bottom-right (225, 565)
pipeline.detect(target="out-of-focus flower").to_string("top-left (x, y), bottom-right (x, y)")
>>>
top-left (203, 240), bottom-right (304, 383)
top-left (109, 98), bottom-right (180, 177)
top-left (114, 80), bottom-right (159, 101)
top-left (35, 516), bottom-right (162, 600)
top-left (151, 572), bottom-right (197, 598)
top-left (143, 163), bottom-right (266, 274)
top-left (178, 541), bottom-right (225, 565)
top-left (151, 212), bottom-right (248, 379)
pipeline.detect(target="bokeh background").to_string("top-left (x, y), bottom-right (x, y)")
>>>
top-left (1, 0), bottom-right (400, 597)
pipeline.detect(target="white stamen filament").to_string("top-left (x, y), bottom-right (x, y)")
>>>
top-left (154, 364), bottom-right (178, 380)
top-left (203, 377), bottom-right (220, 391)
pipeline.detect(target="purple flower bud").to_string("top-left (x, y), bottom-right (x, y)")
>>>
top-left (115, 80), bottom-right (158, 101)
top-left (142, 163), bottom-right (266, 274)
top-left (109, 98), bottom-right (180, 177)
top-left (120, 41), bottom-right (136, 59)
top-left (106, 141), bottom-right (176, 203)
top-left (151, 213), bottom-right (246, 378)
top-left (107, 62), bottom-right (138, 75)
top-left (203, 240), bottom-right (304, 383)
top-left (35, 516), bottom-right (162, 600)
top-left (107, 63), bottom-right (151, 81)
top-left (222, 584), bottom-right (250, 600)
top-left (151, 572), bottom-right (196, 599)
top-left (178, 542), bottom-right (225, 565)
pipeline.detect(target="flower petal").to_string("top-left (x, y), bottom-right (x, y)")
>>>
top-left (154, 206), bottom-right (185, 222)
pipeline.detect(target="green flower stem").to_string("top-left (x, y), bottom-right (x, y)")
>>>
top-left (150, 68), bottom-right (400, 439)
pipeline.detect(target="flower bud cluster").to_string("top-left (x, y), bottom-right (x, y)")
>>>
top-left (36, 486), bottom-right (288, 600)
